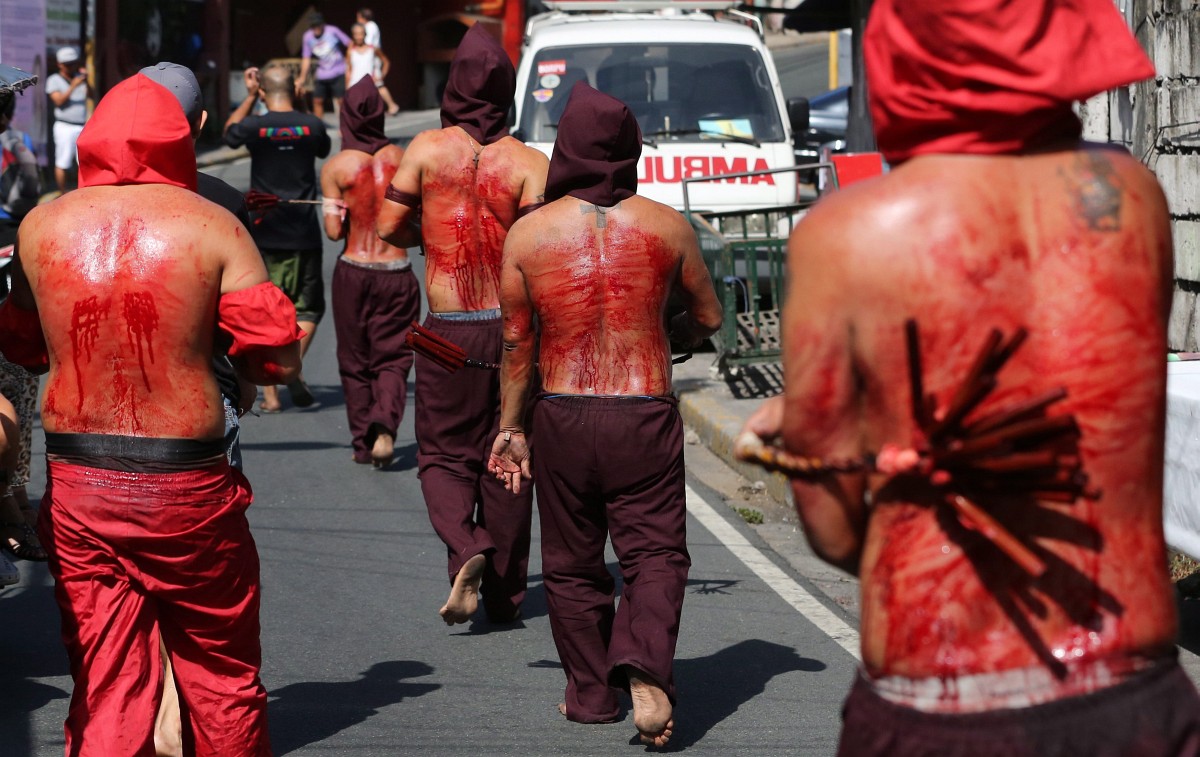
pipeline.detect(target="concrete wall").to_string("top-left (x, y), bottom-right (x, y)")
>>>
top-left (1081, 0), bottom-right (1200, 350)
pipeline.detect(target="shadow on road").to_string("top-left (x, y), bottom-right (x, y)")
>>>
top-left (268, 660), bottom-right (439, 755)
top-left (671, 639), bottom-right (825, 749)
top-left (0, 571), bottom-right (71, 756)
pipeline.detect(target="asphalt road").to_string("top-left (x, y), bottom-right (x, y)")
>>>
top-left (0, 137), bottom-right (861, 754)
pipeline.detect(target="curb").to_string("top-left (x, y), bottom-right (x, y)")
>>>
top-left (678, 389), bottom-right (792, 506)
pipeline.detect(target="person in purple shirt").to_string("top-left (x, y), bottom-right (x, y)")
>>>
top-left (297, 12), bottom-right (351, 119)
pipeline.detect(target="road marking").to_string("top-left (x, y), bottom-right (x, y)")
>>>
top-left (685, 484), bottom-right (861, 661)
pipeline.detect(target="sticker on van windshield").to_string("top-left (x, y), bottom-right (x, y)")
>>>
top-left (540, 73), bottom-right (562, 89)
top-left (698, 119), bottom-right (754, 139)
top-left (537, 60), bottom-right (566, 76)
top-left (532, 88), bottom-right (555, 103)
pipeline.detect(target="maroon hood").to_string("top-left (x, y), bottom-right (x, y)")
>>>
top-left (340, 75), bottom-right (389, 155)
top-left (439, 24), bottom-right (513, 145)
top-left (78, 73), bottom-right (197, 191)
top-left (545, 82), bottom-right (641, 207)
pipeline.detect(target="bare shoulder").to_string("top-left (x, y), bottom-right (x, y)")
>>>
top-left (377, 143), bottom-right (404, 165)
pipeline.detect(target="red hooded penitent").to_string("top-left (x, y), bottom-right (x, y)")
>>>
top-left (77, 72), bottom-right (197, 191)
top-left (865, 0), bottom-right (1156, 164)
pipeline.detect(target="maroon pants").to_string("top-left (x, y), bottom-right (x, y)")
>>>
top-left (838, 658), bottom-right (1200, 757)
top-left (414, 314), bottom-right (533, 621)
top-left (331, 258), bottom-right (421, 463)
top-left (533, 394), bottom-right (690, 723)
top-left (40, 457), bottom-right (269, 757)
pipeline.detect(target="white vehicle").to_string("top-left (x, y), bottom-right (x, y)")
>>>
top-left (514, 0), bottom-right (806, 214)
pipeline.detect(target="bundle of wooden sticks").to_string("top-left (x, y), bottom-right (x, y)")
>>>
top-left (734, 319), bottom-right (1100, 577)
top-left (405, 322), bottom-right (500, 373)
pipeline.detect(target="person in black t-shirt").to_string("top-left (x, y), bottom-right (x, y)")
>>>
top-left (224, 63), bottom-right (331, 413)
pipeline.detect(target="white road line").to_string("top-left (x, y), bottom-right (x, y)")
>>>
top-left (685, 484), bottom-right (861, 661)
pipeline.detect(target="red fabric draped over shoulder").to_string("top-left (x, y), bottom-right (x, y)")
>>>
top-left (865, 0), bottom-right (1156, 164)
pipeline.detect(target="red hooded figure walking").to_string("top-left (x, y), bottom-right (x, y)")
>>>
top-left (0, 72), bottom-right (302, 756)
top-left (741, 0), bottom-right (1200, 753)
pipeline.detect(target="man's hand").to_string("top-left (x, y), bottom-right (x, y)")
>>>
top-left (243, 67), bottom-right (260, 100)
top-left (488, 431), bottom-right (532, 494)
top-left (741, 394), bottom-right (785, 446)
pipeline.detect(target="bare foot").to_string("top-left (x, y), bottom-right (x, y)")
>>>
top-left (371, 432), bottom-right (394, 468)
top-left (557, 702), bottom-right (568, 718)
top-left (626, 666), bottom-right (674, 748)
top-left (439, 554), bottom-right (485, 625)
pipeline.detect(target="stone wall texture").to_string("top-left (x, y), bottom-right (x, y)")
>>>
top-left (1081, 0), bottom-right (1200, 350)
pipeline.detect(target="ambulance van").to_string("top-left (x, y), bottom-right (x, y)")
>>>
top-left (513, 1), bottom-right (807, 215)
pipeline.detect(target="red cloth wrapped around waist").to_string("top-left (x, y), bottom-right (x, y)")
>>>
top-left (217, 281), bottom-right (304, 357)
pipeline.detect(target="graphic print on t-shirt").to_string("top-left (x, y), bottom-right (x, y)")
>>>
top-left (258, 126), bottom-right (314, 140)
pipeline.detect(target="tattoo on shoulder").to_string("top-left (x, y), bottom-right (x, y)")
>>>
top-left (1065, 153), bottom-right (1123, 232)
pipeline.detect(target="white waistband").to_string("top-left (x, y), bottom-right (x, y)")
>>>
top-left (867, 655), bottom-right (1157, 713)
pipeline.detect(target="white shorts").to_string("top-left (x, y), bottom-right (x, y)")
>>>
top-left (53, 120), bottom-right (85, 171)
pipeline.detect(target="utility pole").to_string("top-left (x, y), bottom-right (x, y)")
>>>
top-left (845, 0), bottom-right (875, 152)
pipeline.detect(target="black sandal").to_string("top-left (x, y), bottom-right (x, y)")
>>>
top-left (1, 521), bottom-right (47, 562)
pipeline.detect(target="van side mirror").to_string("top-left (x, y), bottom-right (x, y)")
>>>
top-left (788, 97), bottom-right (810, 134)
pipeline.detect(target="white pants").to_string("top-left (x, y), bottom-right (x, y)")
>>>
top-left (53, 120), bottom-right (85, 171)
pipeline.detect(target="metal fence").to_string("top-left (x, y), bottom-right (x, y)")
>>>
top-left (683, 162), bottom-right (836, 377)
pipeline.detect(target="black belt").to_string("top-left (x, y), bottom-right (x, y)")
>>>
top-left (46, 432), bottom-right (226, 472)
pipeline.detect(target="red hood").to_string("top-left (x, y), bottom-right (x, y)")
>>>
top-left (865, 0), bottom-right (1155, 164)
top-left (78, 73), bottom-right (197, 191)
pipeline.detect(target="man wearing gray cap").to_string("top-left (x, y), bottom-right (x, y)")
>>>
top-left (45, 46), bottom-right (89, 192)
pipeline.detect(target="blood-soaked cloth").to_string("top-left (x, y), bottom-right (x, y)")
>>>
top-left (332, 257), bottom-right (420, 463)
top-left (38, 442), bottom-right (270, 757)
top-left (837, 657), bottom-right (1200, 757)
top-left (414, 313), bottom-right (533, 621)
top-left (544, 82), bottom-right (641, 207)
top-left (864, 0), bottom-right (1156, 164)
top-left (217, 281), bottom-right (305, 358)
top-left (532, 393), bottom-right (690, 723)
top-left (439, 24), bottom-right (514, 146)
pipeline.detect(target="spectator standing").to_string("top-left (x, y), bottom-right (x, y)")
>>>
top-left (356, 8), bottom-right (401, 116)
top-left (346, 23), bottom-right (400, 116)
top-left (297, 12), bottom-right (351, 120)
top-left (45, 46), bottom-right (89, 193)
top-left (225, 64), bottom-right (331, 413)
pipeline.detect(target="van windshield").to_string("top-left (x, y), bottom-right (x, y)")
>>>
top-left (519, 43), bottom-right (786, 145)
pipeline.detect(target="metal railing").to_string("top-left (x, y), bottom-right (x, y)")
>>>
top-left (682, 161), bottom-right (836, 376)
